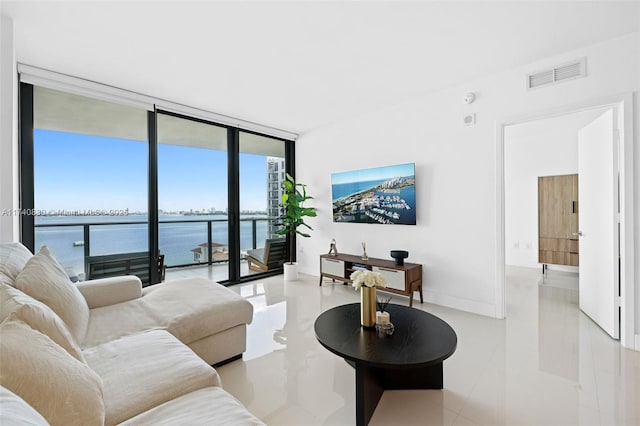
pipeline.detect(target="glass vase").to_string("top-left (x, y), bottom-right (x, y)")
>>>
top-left (360, 286), bottom-right (376, 328)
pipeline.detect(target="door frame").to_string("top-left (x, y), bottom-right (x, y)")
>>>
top-left (494, 93), bottom-right (635, 349)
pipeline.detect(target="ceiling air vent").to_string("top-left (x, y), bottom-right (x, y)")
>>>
top-left (527, 57), bottom-right (586, 90)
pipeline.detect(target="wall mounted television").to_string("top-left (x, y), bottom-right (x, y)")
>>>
top-left (331, 163), bottom-right (416, 225)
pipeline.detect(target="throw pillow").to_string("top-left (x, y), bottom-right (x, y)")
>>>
top-left (0, 385), bottom-right (49, 426)
top-left (15, 246), bottom-right (90, 344)
top-left (0, 242), bottom-right (33, 287)
top-left (1, 283), bottom-right (85, 362)
top-left (0, 319), bottom-right (105, 426)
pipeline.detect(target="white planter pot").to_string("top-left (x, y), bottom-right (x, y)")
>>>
top-left (283, 263), bottom-right (298, 281)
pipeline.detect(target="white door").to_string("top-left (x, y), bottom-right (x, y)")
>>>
top-left (577, 108), bottom-right (619, 339)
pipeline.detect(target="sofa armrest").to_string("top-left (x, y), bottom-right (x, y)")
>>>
top-left (76, 276), bottom-right (143, 309)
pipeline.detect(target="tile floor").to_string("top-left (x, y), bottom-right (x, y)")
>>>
top-left (169, 266), bottom-right (640, 425)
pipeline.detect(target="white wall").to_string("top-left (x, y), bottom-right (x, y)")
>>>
top-left (504, 108), bottom-right (607, 270)
top-left (296, 33), bottom-right (639, 321)
top-left (0, 15), bottom-right (18, 242)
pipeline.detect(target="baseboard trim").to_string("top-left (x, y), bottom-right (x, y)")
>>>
top-left (423, 290), bottom-right (497, 318)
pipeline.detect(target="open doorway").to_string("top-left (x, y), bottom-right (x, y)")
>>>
top-left (496, 94), bottom-right (635, 350)
top-left (504, 108), bottom-right (607, 282)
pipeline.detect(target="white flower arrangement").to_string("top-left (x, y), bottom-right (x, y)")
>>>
top-left (350, 270), bottom-right (387, 289)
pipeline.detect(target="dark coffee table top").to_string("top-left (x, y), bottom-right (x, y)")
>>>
top-left (314, 303), bottom-right (457, 369)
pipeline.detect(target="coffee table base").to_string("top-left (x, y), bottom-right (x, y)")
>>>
top-left (348, 360), bottom-right (444, 425)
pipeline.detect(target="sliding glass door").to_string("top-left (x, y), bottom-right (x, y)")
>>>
top-left (156, 112), bottom-right (229, 281)
top-left (239, 131), bottom-right (286, 278)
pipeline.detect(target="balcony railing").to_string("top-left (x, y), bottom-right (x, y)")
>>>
top-left (34, 217), bottom-right (281, 275)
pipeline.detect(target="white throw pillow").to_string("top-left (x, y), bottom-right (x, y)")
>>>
top-left (1, 283), bottom-right (85, 362)
top-left (0, 242), bottom-right (33, 287)
top-left (15, 246), bottom-right (90, 344)
top-left (0, 319), bottom-right (105, 426)
top-left (0, 386), bottom-right (49, 426)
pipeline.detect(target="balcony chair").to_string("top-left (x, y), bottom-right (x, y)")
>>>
top-left (246, 238), bottom-right (287, 272)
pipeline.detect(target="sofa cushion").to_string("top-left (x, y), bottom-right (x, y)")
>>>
top-left (82, 329), bottom-right (221, 426)
top-left (1, 283), bottom-right (84, 362)
top-left (0, 386), bottom-right (49, 426)
top-left (0, 242), bottom-right (32, 287)
top-left (0, 319), bottom-right (105, 426)
top-left (15, 246), bottom-right (90, 343)
top-left (83, 277), bottom-right (253, 349)
top-left (144, 278), bottom-right (254, 343)
top-left (119, 387), bottom-right (265, 426)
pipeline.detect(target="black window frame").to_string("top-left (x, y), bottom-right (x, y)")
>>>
top-left (19, 83), bottom-right (295, 286)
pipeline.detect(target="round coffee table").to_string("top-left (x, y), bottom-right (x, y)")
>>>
top-left (314, 303), bottom-right (457, 426)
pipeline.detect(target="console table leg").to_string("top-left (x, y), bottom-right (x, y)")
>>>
top-left (355, 364), bottom-right (384, 426)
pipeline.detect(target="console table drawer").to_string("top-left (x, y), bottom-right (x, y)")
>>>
top-left (321, 258), bottom-right (345, 278)
top-left (372, 266), bottom-right (405, 291)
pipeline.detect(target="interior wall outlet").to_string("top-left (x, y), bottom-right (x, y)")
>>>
top-left (463, 113), bottom-right (476, 126)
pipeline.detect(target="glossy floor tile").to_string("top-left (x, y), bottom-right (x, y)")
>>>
top-left (179, 266), bottom-right (640, 425)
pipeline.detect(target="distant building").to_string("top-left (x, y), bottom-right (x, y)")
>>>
top-left (267, 157), bottom-right (285, 238)
top-left (191, 242), bottom-right (229, 263)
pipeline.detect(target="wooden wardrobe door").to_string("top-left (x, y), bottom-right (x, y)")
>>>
top-left (538, 174), bottom-right (579, 266)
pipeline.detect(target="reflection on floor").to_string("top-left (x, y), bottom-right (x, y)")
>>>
top-left (195, 266), bottom-right (639, 425)
top-left (539, 267), bottom-right (580, 291)
top-left (164, 261), bottom-right (259, 282)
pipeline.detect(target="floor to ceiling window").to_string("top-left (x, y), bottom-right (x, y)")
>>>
top-left (29, 86), bottom-right (148, 280)
top-left (19, 72), bottom-right (293, 286)
top-left (239, 131), bottom-right (286, 278)
top-left (157, 112), bottom-right (229, 281)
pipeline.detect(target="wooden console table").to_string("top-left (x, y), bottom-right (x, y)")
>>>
top-left (319, 253), bottom-right (423, 307)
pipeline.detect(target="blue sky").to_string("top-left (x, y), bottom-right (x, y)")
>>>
top-left (34, 129), bottom-right (269, 212)
top-left (331, 162), bottom-right (414, 185)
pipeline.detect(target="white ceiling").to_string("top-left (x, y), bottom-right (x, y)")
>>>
top-left (2, 1), bottom-right (639, 135)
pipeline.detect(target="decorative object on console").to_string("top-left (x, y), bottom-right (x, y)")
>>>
top-left (328, 238), bottom-right (338, 256)
top-left (350, 270), bottom-right (387, 328)
top-left (331, 163), bottom-right (416, 225)
top-left (390, 250), bottom-right (409, 266)
top-left (361, 242), bottom-right (368, 261)
top-left (275, 173), bottom-right (317, 281)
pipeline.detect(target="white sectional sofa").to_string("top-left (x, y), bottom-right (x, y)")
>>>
top-left (0, 242), bottom-right (263, 425)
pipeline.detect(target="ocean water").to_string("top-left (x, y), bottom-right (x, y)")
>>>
top-left (331, 180), bottom-right (416, 225)
top-left (331, 179), bottom-right (386, 200)
top-left (35, 214), bottom-right (272, 274)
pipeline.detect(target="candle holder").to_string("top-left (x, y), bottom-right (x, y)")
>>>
top-left (376, 322), bottom-right (395, 336)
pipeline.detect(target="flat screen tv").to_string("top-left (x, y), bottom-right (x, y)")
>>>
top-left (331, 163), bottom-right (416, 225)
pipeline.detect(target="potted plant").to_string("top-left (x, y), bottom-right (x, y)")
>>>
top-left (276, 173), bottom-right (317, 281)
